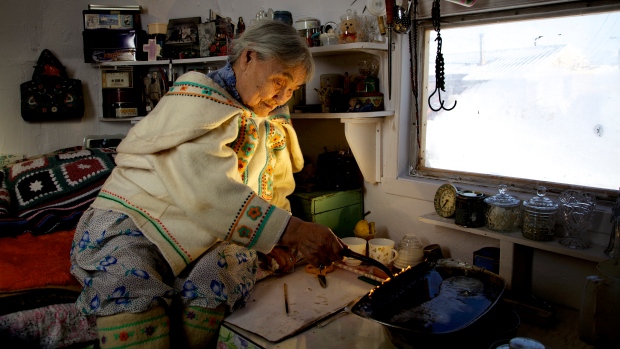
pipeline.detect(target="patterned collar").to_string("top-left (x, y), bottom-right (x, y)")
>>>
top-left (206, 62), bottom-right (242, 103)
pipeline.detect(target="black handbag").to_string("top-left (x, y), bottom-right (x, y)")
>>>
top-left (20, 49), bottom-right (84, 122)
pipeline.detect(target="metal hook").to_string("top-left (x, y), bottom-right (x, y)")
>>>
top-left (428, 87), bottom-right (456, 112)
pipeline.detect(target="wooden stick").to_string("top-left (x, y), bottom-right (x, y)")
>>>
top-left (334, 262), bottom-right (385, 283)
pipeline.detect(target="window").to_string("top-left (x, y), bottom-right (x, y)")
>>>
top-left (413, 3), bottom-right (620, 199)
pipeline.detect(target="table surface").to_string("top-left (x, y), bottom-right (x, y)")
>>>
top-left (222, 262), bottom-right (595, 349)
top-left (223, 302), bottom-right (593, 349)
top-left (224, 265), bottom-right (374, 342)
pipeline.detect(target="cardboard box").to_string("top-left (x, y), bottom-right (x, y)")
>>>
top-left (473, 247), bottom-right (500, 274)
top-left (289, 189), bottom-right (363, 238)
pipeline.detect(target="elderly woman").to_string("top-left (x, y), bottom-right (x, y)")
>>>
top-left (70, 20), bottom-right (344, 349)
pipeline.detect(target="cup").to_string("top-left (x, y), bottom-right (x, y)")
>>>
top-left (368, 238), bottom-right (399, 266)
top-left (342, 237), bottom-right (367, 266)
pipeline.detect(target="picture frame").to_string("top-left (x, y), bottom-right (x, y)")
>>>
top-left (164, 17), bottom-right (201, 45)
top-left (198, 22), bottom-right (216, 57)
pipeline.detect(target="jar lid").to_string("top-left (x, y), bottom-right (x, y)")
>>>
top-left (484, 184), bottom-right (520, 207)
top-left (523, 186), bottom-right (558, 210)
top-left (457, 190), bottom-right (485, 200)
top-left (294, 18), bottom-right (320, 30)
top-left (398, 233), bottom-right (423, 249)
top-left (340, 9), bottom-right (358, 21)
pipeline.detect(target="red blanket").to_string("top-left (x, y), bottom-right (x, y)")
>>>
top-left (0, 230), bottom-right (81, 293)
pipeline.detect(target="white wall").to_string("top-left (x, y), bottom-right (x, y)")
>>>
top-left (0, 0), bottom-right (608, 310)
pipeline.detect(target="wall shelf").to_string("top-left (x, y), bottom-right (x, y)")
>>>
top-left (309, 42), bottom-right (388, 57)
top-left (290, 110), bottom-right (392, 120)
top-left (98, 117), bottom-right (143, 123)
top-left (419, 212), bottom-right (608, 289)
top-left (93, 42), bottom-right (390, 184)
top-left (99, 110), bottom-right (393, 123)
top-left (94, 56), bottom-right (227, 68)
top-left (93, 42), bottom-right (388, 69)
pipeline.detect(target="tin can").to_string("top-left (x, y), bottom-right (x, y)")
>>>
top-left (455, 190), bottom-right (486, 228)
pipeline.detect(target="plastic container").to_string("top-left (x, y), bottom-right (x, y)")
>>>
top-left (522, 186), bottom-right (558, 241)
top-left (294, 18), bottom-right (321, 47)
top-left (484, 184), bottom-right (521, 232)
top-left (273, 11), bottom-right (293, 26)
top-left (147, 23), bottom-right (167, 35)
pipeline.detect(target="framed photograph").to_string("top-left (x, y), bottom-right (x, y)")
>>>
top-left (165, 17), bottom-right (201, 45)
top-left (198, 22), bottom-right (216, 57)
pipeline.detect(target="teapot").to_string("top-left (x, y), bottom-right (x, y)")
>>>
top-left (579, 258), bottom-right (620, 347)
top-left (319, 21), bottom-right (340, 46)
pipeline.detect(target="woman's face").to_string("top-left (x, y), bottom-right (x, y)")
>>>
top-left (234, 50), bottom-right (307, 116)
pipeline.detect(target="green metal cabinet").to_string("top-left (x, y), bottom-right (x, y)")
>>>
top-left (288, 189), bottom-right (363, 238)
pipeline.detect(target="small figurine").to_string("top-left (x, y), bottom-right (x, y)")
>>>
top-left (237, 17), bottom-right (245, 37)
top-left (339, 9), bottom-right (362, 44)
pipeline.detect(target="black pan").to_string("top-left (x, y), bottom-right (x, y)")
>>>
top-left (350, 258), bottom-right (506, 346)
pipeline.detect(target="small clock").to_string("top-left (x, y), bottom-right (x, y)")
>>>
top-left (434, 183), bottom-right (458, 218)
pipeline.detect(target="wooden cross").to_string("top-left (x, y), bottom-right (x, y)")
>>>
top-left (143, 39), bottom-right (161, 61)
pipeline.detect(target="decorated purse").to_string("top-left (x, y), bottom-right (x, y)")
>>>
top-left (20, 49), bottom-right (84, 122)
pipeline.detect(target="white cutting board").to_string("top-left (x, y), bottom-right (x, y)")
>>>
top-left (224, 265), bottom-right (374, 342)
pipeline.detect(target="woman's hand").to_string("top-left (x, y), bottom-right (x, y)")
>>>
top-left (262, 246), bottom-right (298, 273)
top-left (279, 216), bottom-right (344, 268)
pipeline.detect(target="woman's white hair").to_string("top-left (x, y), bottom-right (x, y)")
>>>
top-left (228, 20), bottom-right (315, 84)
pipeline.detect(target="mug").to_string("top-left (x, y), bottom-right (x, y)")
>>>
top-left (342, 237), bottom-right (367, 266)
top-left (369, 238), bottom-right (399, 266)
top-left (579, 258), bottom-right (620, 347)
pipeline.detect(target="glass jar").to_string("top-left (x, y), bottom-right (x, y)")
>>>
top-left (393, 233), bottom-right (424, 270)
top-left (522, 186), bottom-right (558, 241)
top-left (455, 190), bottom-right (486, 228)
top-left (484, 184), bottom-right (521, 232)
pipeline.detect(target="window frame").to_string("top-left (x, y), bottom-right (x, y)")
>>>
top-left (407, 0), bottom-right (620, 203)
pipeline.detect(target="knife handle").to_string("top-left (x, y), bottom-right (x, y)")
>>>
top-left (385, 0), bottom-right (394, 25)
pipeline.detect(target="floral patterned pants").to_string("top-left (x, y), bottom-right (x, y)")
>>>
top-left (70, 208), bottom-right (259, 316)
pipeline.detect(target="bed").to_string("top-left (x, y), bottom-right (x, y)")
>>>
top-left (0, 146), bottom-right (118, 348)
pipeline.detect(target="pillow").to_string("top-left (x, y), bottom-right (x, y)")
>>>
top-left (0, 147), bottom-right (116, 236)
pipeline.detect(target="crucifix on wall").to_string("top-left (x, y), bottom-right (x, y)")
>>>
top-left (143, 39), bottom-right (161, 61)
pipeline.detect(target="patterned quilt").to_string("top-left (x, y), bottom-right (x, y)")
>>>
top-left (0, 147), bottom-right (116, 236)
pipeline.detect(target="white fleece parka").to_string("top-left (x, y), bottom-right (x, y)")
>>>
top-left (91, 72), bottom-right (304, 275)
